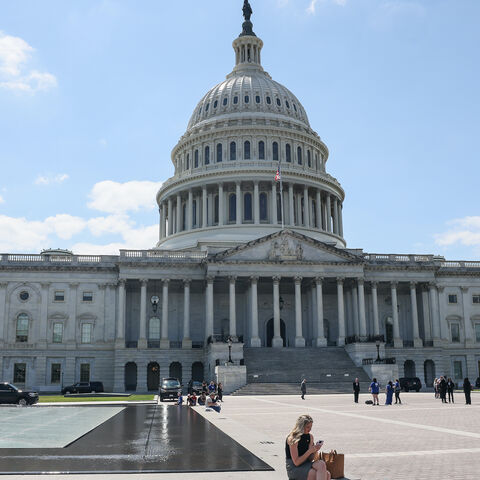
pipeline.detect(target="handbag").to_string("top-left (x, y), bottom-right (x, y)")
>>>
top-left (320, 450), bottom-right (344, 479)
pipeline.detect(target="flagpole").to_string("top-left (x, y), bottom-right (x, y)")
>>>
top-left (279, 160), bottom-right (284, 230)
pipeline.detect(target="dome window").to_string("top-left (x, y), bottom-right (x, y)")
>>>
top-left (297, 147), bottom-right (303, 165)
top-left (256, 95), bottom-right (261, 104)
top-left (205, 103), bottom-right (210, 112)
top-left (259, 141), bottom-right (265, 160)
top-left (273, 142), bottom-right (279, 161)
top-left (186, 153), bottom-right (190, 170)
top-left (286, 144), bottom-right (291, 163)
top-left (205, 146), bottom-right (210, 165)
top-left (259, 193), bottom-right (268, 222)
top-left (276, 98), bottom-right (281, 107)
top-left (233, 96), bottom-right (239, 105)
top-left (223, 98), bottom-right (228, 106)
top-left (194, 149), bottom-right (199, 168)
top-left (245, 95), bottom-right (249, 104)
top-left (244, 193), bottom-right (253, 221)
top-left (214, 100), bottom-right (218, 109)
top-left (244, 141), bottom-right (251, 160)
top-left (217, 144), bottom-right (223, 163)
top-left (229, 194), bottom-right (237, 222)
top-left (293, 104), bottom-right (297, 112)
top-left (307, 150), bottom-right (311, 168)
top-left (266, 96), bottom-right (271, 105)
top-left (286, 100), bottom-right (290, 109)
top-left (230, 142), bottom-right (237, 161)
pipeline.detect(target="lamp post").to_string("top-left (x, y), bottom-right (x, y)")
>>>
top-left (375, 340), bottom-right (381, 363)
top-left (151, 295), bottom-right (159, 313)
top-left (227, 336), bottom-right (233, 364)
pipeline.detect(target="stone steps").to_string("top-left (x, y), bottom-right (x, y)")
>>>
top-left (232, 382), bottom-right (359, 395)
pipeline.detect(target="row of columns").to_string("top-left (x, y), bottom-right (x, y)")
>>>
top-left (159, 183), bottom-right (343, 239)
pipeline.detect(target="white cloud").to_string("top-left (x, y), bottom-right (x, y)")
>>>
top-left (35, 173), bottom-right (69, 186)
top-left (87, 214), bottom-right (133, 237)
top-left (306, 0), bottom-right (346, 14)
top-left (0, 194), bottom-right (4, 204)
top-left (0, 31), bottom-right (57, 93)
top-left (44, 214), bottom-right (87, 240)
top-left (434, 216), bottom-right (480, 248)
top-left (88, 180), bottom-right (163, 214)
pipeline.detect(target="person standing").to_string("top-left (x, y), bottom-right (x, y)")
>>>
top-left (353, 378), bottom-right (360, 403)
top-left (369, 378), bottom-right (380, 405)
top-left (385, 381), bottom-right (394, 405)
top-left (433, 378), bottom-right (439, 399)
top-left (439, 376), bottom-right (447, 403)
top-left (394, 379), bottom-right (402, 404)
top-left (217, 382), bottom-right (223, 402)
top-left (301, 379), bottom-right (307, 400)
top-left (463, 378), bottom-right (472, 405)
top-left (447, 378), bottom-right (455, 403)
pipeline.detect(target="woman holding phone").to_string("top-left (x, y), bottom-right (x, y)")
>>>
top-left (285, 414), bottom-right (331, 480)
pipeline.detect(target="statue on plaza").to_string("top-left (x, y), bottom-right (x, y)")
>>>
top-left (243, 1), bottom-right (253, 21)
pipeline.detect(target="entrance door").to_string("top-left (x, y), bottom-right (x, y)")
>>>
top-left (266, 318), bottom-right (286, 347)
top-left (125, 362), bottom-right (137, 391)
top-left (424, 360), bottom-right (435, 387)
top-left (147, 362), bottom-right (160, 391)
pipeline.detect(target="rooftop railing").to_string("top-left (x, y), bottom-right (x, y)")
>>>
top-left (119, 250), bottom-right (207, 261)
top-left (0, 253), bottom-right (117, 264)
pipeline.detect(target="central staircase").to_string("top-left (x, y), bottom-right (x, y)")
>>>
top-left (232, 347), bottom-right (371, 395)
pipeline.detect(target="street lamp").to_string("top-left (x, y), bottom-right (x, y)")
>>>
top-left (227, 336), bottom-right (233, 364)
top-left (375, 340), bottom-right (381, 363)
top-left (150, 295), bottom-right (159, 314)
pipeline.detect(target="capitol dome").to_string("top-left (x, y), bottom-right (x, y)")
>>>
top-left (156, 6), bottom-right (346, 251)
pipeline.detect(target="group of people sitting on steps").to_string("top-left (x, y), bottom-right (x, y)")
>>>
top-left (180, 379), bottom-right (223, 412)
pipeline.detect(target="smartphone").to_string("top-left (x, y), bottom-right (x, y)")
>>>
top-left (316, 440), bottom-right (324, 445)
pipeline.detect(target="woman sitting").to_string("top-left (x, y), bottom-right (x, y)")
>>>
top-left (285, 414), bottom-right (331, 480)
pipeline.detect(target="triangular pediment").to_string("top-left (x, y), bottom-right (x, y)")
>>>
top-left (210, 230), bottom-right (363, 264)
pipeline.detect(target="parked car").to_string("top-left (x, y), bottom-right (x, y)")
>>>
top-left (399, 377), bottom-right (422, 392)
top-left (0, 382), bottom-right (39, 406)
top-left (159, 377), bottom-right (182, 402)
top-left (191, 380), bottom-right (203, 394)
top-left (61, 381), bottom-right (104, 395)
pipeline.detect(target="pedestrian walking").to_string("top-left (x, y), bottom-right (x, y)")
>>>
top-left (394, 379), bottom-right (401, 404)
top-left (463, 378), bottom-right (473, 405)
top-left (439, 376), bottom-right (447, 403)
top-left (447, 378), bottom-right (455, 403)
top-left (301, 378), bottom-right (307, 400)
top-left (353, 378), bottom-right (360, 403)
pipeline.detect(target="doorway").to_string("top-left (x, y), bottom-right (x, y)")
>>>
top-left (147, 362), bottom-right (160, 391)
top-left (266, 318), bottom-right (286, 347)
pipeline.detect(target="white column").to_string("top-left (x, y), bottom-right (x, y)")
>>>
top-left (391, 282), bottom-right (403, 348)
top-left (409, 282), bottom-right (422, 347)
top-left (352, 284), bottom-right (359, 336)
top-left (316, 190), bottom-right (322, 230)
top-left (167, 198), bottom-right (173, 235)
top-left (229, 276), bottom-right (237, 339)
top-left (337, 278), bottom-right (345, 345)
top-left (160, 203), bottom-right (166, 239)
top-left (182, 279), bottom-right (192, 348)
top-left (188, 189), bottom-right (193, 230)
top-left (461, 286), bottom-right (474, 346)
top-left (338, 202), bottom-right (344, 237)
top-left (429, 283), bottom-right (441, 344)
top-left (218, 184), bottom-right (224, 226)
top-left (422, 286), bottom-right (431, 342)
top-left (315, 278), bottom-right (327, 347)
top-left (176, 194), bottom-right (182, 232)
top-left (326, 195), bottom-right (332, 232)
top-left (271, 183), bottom-right (277, 225)
top-left (236, 182), bottom-right (242, 224)
top-left (333, 197), bottom-right (339, 235)
top-left (205, 276), bottom-right (214, 341)
top-left (253, 181), bottom-right (260, 225)
top-left (202, 186), bottom-right (208, 228)
top-left (250, 276), bottom-right (261, 347)
top-left (371, 281), bottom-right (380, 336)
top-left (272, 276), bottom-right (283, 347)
top-left (358, 279), bottom-right (367, 338)
top-left (294, 276), bottom-right (305, 347)
top-left (303, 187), bottom-right (310, 228)
top-left (138, 279), bottom-right (148, 349)
top-left (116, 279), bottom-right (126, 345)
top-left (0, 282), bottom-right (7, 346)
top-left (288, 184), bottom-right (295, 226)
top-left (161, 279), bottom-right (170, 349)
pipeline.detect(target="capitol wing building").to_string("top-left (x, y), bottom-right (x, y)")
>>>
top-left (1, 5), bottom-right (479, 394)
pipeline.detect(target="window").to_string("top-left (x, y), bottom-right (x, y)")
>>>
top-left (475, 324), bottom-right (480, 343)
top-left (307, 150), bottom-right (311, 168)
top-left (244, 95), bottom-right (249, 104)
top-left (286, 144), bottom-right (291, 163)
top-left (473, 295), bottom-right (480, 304)
top-left (286, 100), bottom-right (290, 109)
top-left (81, 323), bottom-right (92, 344)
top-left (214, 195), bottom-right (219, 224)
top-left (293, 103), bottom-right (297, 112)
top-left (205, 146), bottom-right (210, 165)
top-left (82, 291), bottom-right (93, 302)
top-left (54, 291), bottom-right (65, 302)
top-left (16, 314), bottom-right (29, 343)
top-left (230, 142), bottom-right (236, 161)
top-left (223, 97), bottom-right (228, 106)
top-left (19, 291), bottom-right (29, 301)
top-left (182, 203), bottom-right (187, 230)
top-left (186, 154), bottom-right (190, 170)
top-left (53, 323), bottom-right (63, 343)
top-left (259, 141), bottom-right (265, 160)
top-left (451, 323), bottom-right (460, 343)
top-left (193, 200), bottom-right (197, 227)
top-left (80, 363), bottom-right (90, 382)
top-left (216, 143), bottom-right (222, 162)
top-left (259, 193), bottom-right (268, 221)
top-left (277, 193), bottom-right (282, 222)
top-left (13, 363), bottom-right (26, 383)
top-left (244, 193), bottom-right (252, 221)
top-left (256, 95), bottom-right (261, 104)
top-left (453, 360), bottom-right (463, 379)
top-left (51, 363), bottom-right (61, 384)
top-left (244, 141), bottom-right (251, 160)
top-left (214, 100), bottom-right (218, 108)
top-left (266, 96), bottom-right (271, 105)
top-left (273, 142), bottom-right (279, 161)
top-left (276, 98), bottom-right (281, 106)
top-left (149, 317), bottom-right (161, 340)
top-left (448, 294), bottom-right (458, 304)
top-left (229, 194), bottom-right (236, 222)
top-left (233, 96), bottom-right (239, 104)
top-left (297, 146), bottom-right (303, 165)
top-left (205, 103), bottom-right (209, 112)
top-left (194, 149), bottom-right (199, 168)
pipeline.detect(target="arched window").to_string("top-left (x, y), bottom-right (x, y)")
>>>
top-left (276, 98), bottom-right (281, 106)
top-left (297, 146), bottom-right (302, 165)
top-left (312, 200), bottom-right (317, 228)
top-left (216, 143), bottom-right (222, 162)
top-left (273, 142), bottom-right (279, 161)
top-left (266, 96), bottom-right (271, 105)
top-left (286, 100), bottom-right (290, 109)
top-left (213, 100), bottom-right (218, 109)
top-left (149, 317), bottom-right (160, 340)
top-left (259, 193), bottom-right (268, 221)
top-left (307, 150), bottom-right (311, 168)
top-left (193, 200), bottom-right (197, 227)
top-left (256, 95), bottom-right (261, 104)
top-left (244, 141), bottom-right (251, 160)
top-left (182, 203), bottom-right (187, 231)
top-left (230, 142), bottom-right (236, 161)
top-left (244, 193), bottom-right (252, 221)
top-left (233, 96), bottom-right (239, 105)
top-left (286, 144), bottom-right (291, 163)
top-left (229, 194), bottom-right (236, 222)
top-left (214, 195), bottom-right (219, 224)
top-left (205, 146), bottom-right (210, 165)
top-left (194, 149), bottom-right (199, 168)
top-left (186, 153), bottom-right (190, 170)
top-left (16, 313), bottom-right (29, 343)
top-left (205, 103), bottom-right (209, 112)
top-left (259, 141), bottom-right (265, 160)
top-left (223, 97), bottom-right (228, 106)
top-left (244, 95), bottom-right (249, 104)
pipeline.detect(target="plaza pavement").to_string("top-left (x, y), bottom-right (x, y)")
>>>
top-left (2, 392), bottom-right (479, 480)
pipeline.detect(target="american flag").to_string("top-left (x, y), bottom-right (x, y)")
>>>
top-left (275, 169), bottom-right (281, 181)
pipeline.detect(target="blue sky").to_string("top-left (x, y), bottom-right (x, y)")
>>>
top-left (0, 0), bottom-right (479, 259)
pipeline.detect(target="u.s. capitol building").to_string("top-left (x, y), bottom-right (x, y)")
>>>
top-left (1, 3), bottom-right (479, 393)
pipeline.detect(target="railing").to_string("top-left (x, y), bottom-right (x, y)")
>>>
top-left (120, 250), bottom-right (207, 261)
top-left (403, 340), bottom-right (414, 348)
top-left (345, 334), bottom-right (385, 345)
top-left (125, 341), bottom-right (138, 349)
top-left (147, 340), bottom-right (160, 349)
top-left (441, 261), bottom-right (480, 268)
top-left (364, 254), bottom-right (435, 263)
top-left (362, 358), bottom-right (396, 365)
top-left (423, 340), bottom-right (434, 347)
top-left (170, 341), bottom-right (182, 349)
top-left (0, 253), bottom-right (116, 264)
top-left (192, 341), bottom-right (204, 349)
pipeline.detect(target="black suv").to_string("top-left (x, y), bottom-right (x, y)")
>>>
top-left (159, 377), bottom-right (181, 402)
top-left (0, 382), bottom-right (39, 405)
top-left (62, 381), bottom-right (104, 395)
top-left (399, 377), bottom-right (422, 392)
